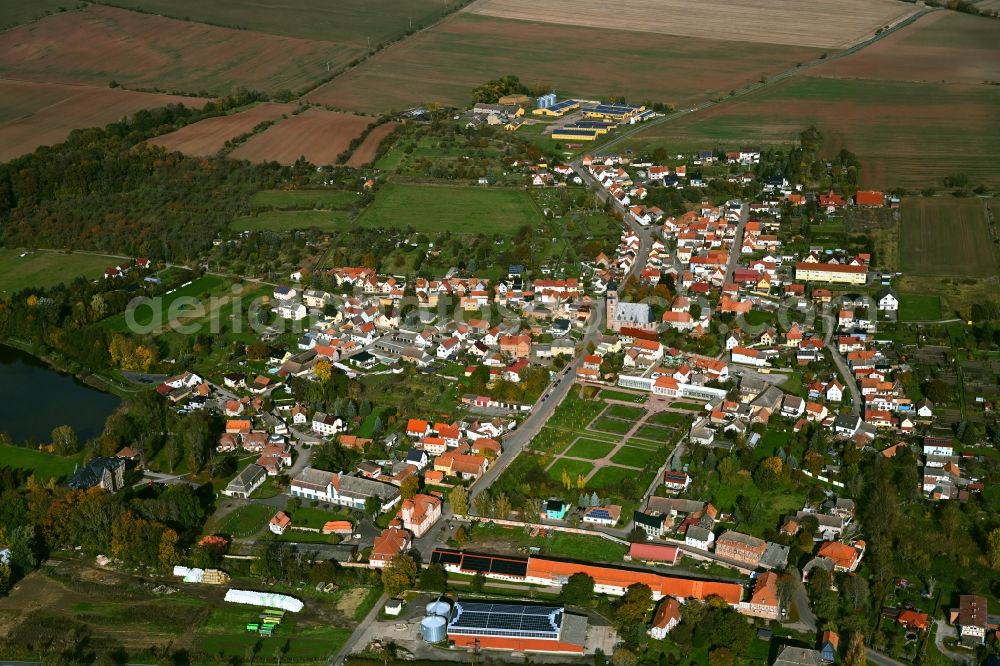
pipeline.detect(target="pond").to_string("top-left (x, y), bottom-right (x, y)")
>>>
top-left (0, 344), bottom-right (120, 443)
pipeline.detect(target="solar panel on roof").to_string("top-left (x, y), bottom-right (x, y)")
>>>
top-left (490, 558), bottom-right (528, 577)
top-left (448, 600), bottom-right (563, 639)
top-left (431, 549), bottom-right (462, 565)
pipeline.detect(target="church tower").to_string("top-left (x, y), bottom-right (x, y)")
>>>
top-left (605, 280), bottom-right (619, 330)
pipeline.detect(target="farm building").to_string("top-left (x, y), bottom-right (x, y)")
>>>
top-left (532, 99), bottom-right (580, 117)
top-left (445, 600), bottom-right (588, 654)
top-left (551, 127), bottom-right (599, 141)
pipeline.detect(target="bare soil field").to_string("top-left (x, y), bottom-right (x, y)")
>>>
top-left (812, 11), bottom-right (1000, 84)
top-left (900, 197), bottom-right (998, 277)
top-left (0, 79), bottom-right (206, 162)
top-left (625, 77), bottom-right (1000, 189)
top-left (466, 0), bottom-right (918, 49)
top-left (346, 122), bottom-right (398, 167)
top-left (230, 108), bottom-right (371, 166)
top-left (148, 102), bottom-right (297, 157)
top-left (0, 5), bottom-right (362, 95)
top-left (308, 13), bottom-right (823, 113)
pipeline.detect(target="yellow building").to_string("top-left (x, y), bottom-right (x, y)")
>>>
top-left (794, 262), bottom-right (867, 285)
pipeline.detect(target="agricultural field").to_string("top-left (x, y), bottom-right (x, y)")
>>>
top-left (230, 109), bottom-right (371, 166)
top-left (307, 13), bottom-right (825, 113)
top-left (148, 102), bottom-right (297, 157)
top-left (811, 11), bottom-right (1000, 85)
top-left (354, 183), bottom-right (542, 235)
top-left (0, 0), bottom-right (67, 30)
top-left (104, 0), bottom-right (465, 46)
top-left (346, 122), bottom-right (398, 167)
top-left (0, 5), bottom-right (359, 96)
top-left (0, 79), bottom-right (206, 162)
top-left (624, 77), bottom-right (1000, 189)
top-left (899, 197), bottom-right (998, 277)
top-left (0, 249), bottom-right (120, 295)
top-left (466, 0), bottom-right (916, 49)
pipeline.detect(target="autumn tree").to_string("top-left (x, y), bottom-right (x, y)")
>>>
top-left (616, 583), bottom-right (652, 626)
top-left (987, 527), bottom-right (1000, 569)
top-left (844, 632), bottom-right (866, 666)
top-left (51, 425), bottom-right (78, 456)
top-left (400, 476), bottom-right (419, 501)
top-left (382, 554), bottom-right (418, 596)
top-left (449, 486), bottom-right (469, 516)
top-left (314, 360), bottom-right (333, 383)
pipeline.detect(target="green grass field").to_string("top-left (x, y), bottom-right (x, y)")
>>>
top-left (0, 250), bottom-right (117, 295)
top-left (356, 183), bottom-right (542, 235)
top-left (286, 506), bottom-right (354, 530)
top-left (217, 504), bottom-right (273, 538)
top-left (0, 444), bottom-right (83, 480)
top-left (649, 412), bottom-right (687, 426)
top-left (605, 404), bottom-right (645, 421)
top-left (102, 275), bottom-right (227, 332)
top-left (599, 389), bottom-right (647, 404)
top-left (632, 424), bottom-right (676, 443)
top-left (547, 458), bottom-right (593, 483)
top-left (232, 209), bottom-right (354, 232)
top-left (670, 402), bottom-right (705, 411)
top-left (899, 197), bottom-right (998, 277)
top-left (588, 466), bottom-right (637, 490)
top-left (590, 417), bottom-right (631, 435)
top-left (898, 292), bottom-right (943, 322)
top-left (565, 438), bottom-right (616, 460)
top-left (610, 446), bottom-right (652, 468)
top-left (251, 189), bottom-right (360, 210)
top-left (468, 523), bottom-right (627, 563)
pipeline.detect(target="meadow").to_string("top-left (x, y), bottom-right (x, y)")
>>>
top-left (0, 250), bottom-right (119, 295)
top-left (0, 0), bottom-right (67, 29)
top-left (232, 210), bottom-right (354, 233)
top-left (0, 444), bottom-right (83, 480)
top-left (899, 197), bottom-right (997, 277)
top-left (101, 275), bottom-right (228, 333)
top-left (251, 189), bottom-right (361, 210)
top-left (355, 183), bottom-right (542, 234)
top-left (625, 77), bottom-right (1000, 189)
top-left (898, 293), bottom-right (943, 322)
top-left (308, 13), bottom-right (823, 113)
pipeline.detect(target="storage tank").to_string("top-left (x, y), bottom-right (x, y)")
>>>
top-left (425, 599), bottom-right (452, 620)
top-left (420, 615), bottom-right (447, 643)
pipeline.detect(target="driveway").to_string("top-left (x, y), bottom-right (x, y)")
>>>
top-left (933, 619), bottom-right (973, 665)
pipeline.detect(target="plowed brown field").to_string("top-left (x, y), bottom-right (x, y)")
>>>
top-left (149, 103), bottom-right (297, 157)
top-left (308, 13), bottom-right (824, 113)
top-left (346, 122), bottom-right (398, 167)
top-left (0, 79), bottom-right (206, 162)
top-left (0, 5), bottom-right (361, 95)
top-left (230, 108), bottom-right (371, 166)
top-left (466, 0), bottom-right (918, 49)
top-left (811, 11), bottom-right (1000, 84)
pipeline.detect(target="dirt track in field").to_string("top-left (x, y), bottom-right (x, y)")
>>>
top-left (466, 0), bottom-right (919, 49)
